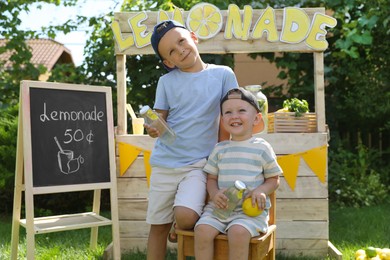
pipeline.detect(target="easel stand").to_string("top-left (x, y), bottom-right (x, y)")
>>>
top-left (10, 81), bottom-right (121, 259)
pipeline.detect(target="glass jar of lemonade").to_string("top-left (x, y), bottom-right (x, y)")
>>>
top-left (244, 85), bottom-right (268, 134)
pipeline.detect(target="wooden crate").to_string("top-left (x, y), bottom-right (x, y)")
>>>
top-left (268, 112), bottom-right (317, 133)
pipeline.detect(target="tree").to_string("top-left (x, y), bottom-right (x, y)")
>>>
top-left (258, 0), bottom-right (389, 146)
top-left (325, 0), bottom-right (390, 139)
top-left (0, 0), bottom-right (94, 214)
top-left (0, 0), bottom-right (83, 108)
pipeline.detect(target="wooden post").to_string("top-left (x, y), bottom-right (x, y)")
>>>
top-left (90, 189), bottom-right (101, 249)
top-left (10, 112), bottom-right (24, 260)
top-left (22, 87), bottom-right (36, 258)
top-left (314, 52), bottom-right (326, 132)
top-left (116, 54), bottom-right (127, 135)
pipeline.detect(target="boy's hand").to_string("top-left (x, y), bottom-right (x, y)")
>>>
top-left (245, 190), bottom-right (267, 210)
top-left (244, 176), bottom-right (279, 210)
top-left (212, 188), bottom-right (228, 209)
top-left (144, 124), bottom-right (160, 138)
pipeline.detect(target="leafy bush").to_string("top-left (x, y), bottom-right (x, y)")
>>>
top-left (328, 141), bottom-right (389, 208)
top-left (0, 105), bottom-right (19, 215)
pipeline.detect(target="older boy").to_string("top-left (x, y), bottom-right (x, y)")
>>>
top-left (145, 20), bottom-right (239, 259)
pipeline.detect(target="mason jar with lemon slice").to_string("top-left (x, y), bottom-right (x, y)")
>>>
top-left (213, 180), bottom-right (247, 219)
top-left (244, 85), bottom-right (268, 133)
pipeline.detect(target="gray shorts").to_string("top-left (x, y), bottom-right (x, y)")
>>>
top-left (146, 159), bottom-right (207, 225)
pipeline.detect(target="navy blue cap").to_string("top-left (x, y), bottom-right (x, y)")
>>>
top-left (221, 88), bottom-right (261, 113)
top-left (151, 20), bottom-right (187, 71)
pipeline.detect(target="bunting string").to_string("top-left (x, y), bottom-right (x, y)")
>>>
top-left (118, 143), bottom-right (327, 191)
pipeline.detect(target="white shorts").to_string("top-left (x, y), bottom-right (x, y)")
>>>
top-left (146, 159), bottom-right (207, 225)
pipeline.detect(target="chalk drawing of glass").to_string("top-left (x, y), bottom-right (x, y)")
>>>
top-left (54, 136), bottom-right (84, 174)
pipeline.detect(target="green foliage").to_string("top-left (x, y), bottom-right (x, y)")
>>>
top-left (328, 141), bottom-right (389, 208)
top-left (0, 105), bottom-right (18, 215)
top-left (325, 0), bottom-right (390, 134)
top-left (282, 98), bottom-right (309, 116)
top-left (249, 0), bottom-right (390, 135)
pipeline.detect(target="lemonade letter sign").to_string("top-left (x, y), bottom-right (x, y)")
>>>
top-left (112, 3), bottom-right (336, 54)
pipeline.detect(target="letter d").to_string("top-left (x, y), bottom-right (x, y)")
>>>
top-left (280, 7), bottom-right (310, 44)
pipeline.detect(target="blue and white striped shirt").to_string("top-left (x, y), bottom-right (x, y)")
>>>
top-left (204, 137), bottom-right (282, 190)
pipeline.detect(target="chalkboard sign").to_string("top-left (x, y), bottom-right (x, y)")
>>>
top-left (12, 81), bottom-right (120, 259)
top-left (23, 82), bottom-right (114, 188)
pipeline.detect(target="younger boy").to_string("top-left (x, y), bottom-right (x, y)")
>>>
top-left (194, 88), bottom-right (282, 260)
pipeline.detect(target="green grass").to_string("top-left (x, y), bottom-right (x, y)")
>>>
top-left (1, 203), bottom-right (389, 259)
top-left (0, 214), bottom-right (112, 259)
top-left (329, 203), bottom-right (390, 258)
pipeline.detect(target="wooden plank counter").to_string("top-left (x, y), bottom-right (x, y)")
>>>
top-left (115, 133), bottom-right (329, 257)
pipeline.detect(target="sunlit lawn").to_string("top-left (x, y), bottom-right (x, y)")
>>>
top-left (1, 203), bottom-right (389, 259)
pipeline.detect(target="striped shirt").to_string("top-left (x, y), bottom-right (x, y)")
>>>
top-left (197, 136), bottom-right (282, 235)
top-left (204, 136), bottom-right (282, 191)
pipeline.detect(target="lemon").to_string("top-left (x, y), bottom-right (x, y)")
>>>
top-left (366, 246), bottom-right (377, 258)
top-left (355, 249), bottom-right (366, 258)
top-left (242, 198), bottom-right (262, 217)
top-left (186, 3), bottom-right (222, 39)
top-left (277, 108), bottom-right (289, 112)
top-left (380, 248), bottom-right (390, 260)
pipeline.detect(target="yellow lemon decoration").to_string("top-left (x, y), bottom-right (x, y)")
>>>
top-left (242, 198), bottom-right (262, 217)
top-left (186, 3), bottom-right (223, 39)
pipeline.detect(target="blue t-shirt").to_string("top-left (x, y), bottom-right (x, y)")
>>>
top-left (151, 64), bottom-right (238, 168)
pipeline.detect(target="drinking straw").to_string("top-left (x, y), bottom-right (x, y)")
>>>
top-left (126, 103), bottom-right (137, 119)
top-left (54, 136), bottom-right (64, 153)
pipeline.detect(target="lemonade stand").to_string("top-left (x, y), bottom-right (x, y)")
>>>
top-left (111, 3), bottom-right (338, 258)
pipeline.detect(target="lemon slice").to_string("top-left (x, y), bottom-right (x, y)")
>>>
top-left (186, 3), bottom-right (223, 39)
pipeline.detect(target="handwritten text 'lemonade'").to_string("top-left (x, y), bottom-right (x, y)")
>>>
top-left (39, 102), bottom-right (105, 122)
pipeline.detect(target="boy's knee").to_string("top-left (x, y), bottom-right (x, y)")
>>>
top-left (195, 225), bottom-right (213, 240)
top-left (174, 206), bottom-right (199, 229)
top-left (228, 225), bottom-right (250, 238)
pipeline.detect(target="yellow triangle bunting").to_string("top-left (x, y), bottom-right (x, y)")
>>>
top-left (143, 151), bottom-right (152, 187)
top-left (277, 154), bottom-right (301, 191)
top-left (118, 142), bottom-right (142, 176)
top-left (301, 145), bottom-right (327, 183)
